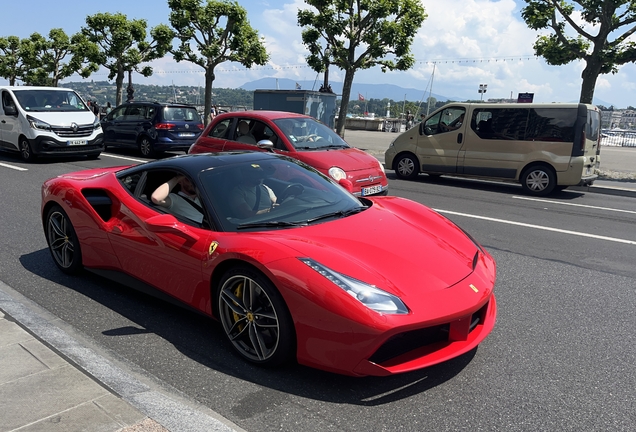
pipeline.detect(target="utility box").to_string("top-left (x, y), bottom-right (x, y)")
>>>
top-left (253, 90), bottom-right (337, 129)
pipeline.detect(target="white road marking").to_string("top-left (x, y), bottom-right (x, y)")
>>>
top-left (435, 208), bottom-right (636, 245)
top-left (100, 153), bottom-right (148, 164)
top-left (0, 162), bottom-right (28, 171)
top-left (512, 195), bottom-right (636, 215)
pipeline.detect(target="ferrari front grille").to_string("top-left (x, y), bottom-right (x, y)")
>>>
top-left (368, 301), bottom-right (490, 366)
top-left (368, 324), bottom-right (450, 365)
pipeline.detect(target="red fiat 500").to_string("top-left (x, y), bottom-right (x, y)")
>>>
top-left (189, 110), bottom-right (388, 196)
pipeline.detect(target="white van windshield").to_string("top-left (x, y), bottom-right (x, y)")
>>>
top-left (13, 89), bottom-right (90, 113)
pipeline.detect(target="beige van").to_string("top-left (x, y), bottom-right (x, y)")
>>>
top-left (384, 103), bottom-right (601, 196)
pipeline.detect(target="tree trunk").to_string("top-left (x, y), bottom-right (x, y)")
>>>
top-left (204, 66), bottom-right (215, 126)
top-left (115, 69), bottom-right (125, 106)
top-left (336, 68), bottom-right (356, 138)
top-left (579, 58), bottom-right (603, 105)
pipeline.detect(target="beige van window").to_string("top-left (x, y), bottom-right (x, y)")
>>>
top-left (423, 107), bottom-right (465, 135)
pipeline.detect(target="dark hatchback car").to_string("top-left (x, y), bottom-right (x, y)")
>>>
top-left (101, 102), bottom-right (204, 157)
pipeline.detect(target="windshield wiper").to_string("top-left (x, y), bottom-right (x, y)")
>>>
top-left (237, 220), bottom-right (308, 230)
top-left (304, 206), bottom-right (368, 224)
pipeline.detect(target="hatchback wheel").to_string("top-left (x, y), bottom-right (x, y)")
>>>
top-left (19, 138), bottom-right (37, 162)
top-left (216, 266), bottom-right (294, 366)
top-left (138, 137), bottom-right (155, 158)
top-left (45, 206), bottom-right (83, 274)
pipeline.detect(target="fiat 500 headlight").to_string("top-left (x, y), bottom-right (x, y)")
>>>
top-left (328, 167), bottom-right (346, 181)
top-left (299, 258), bottom-right (408, 314)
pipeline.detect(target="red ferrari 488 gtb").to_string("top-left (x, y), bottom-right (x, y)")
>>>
top-left (41, 151), bottom-right (496, 376)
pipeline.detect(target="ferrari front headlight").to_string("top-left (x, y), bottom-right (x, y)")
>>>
top-left (299, 258), bottom-right (408, 314)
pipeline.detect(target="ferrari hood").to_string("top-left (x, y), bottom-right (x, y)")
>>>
top-left (269, 197), bottom-right (478, 298)
top-left (296, 147), bottom-right (381, 172)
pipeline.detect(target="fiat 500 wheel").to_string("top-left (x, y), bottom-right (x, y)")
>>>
top-left (395, 153), bottom-right (419, 179)
top-left (521, 164), bottom-right (556, 196)
top-left (45, 206), bottom-right (83, 274)
top-left (217, 266), bottom-right (294, 366)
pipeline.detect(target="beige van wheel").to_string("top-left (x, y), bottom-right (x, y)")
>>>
top-left (521, 164), bottom-right (556, 196)
top-left (395, 153), bottom-right (419, 179)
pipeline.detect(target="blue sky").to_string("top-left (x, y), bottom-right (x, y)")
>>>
top-left (2, 0), bottom-right (635, 107)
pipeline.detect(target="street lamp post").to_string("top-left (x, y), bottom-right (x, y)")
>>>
top-left (320, 44), bottom-right (333, 93)
top-left (478, 84), bottom-right (488, 101)
top-left (126, 70), bottom-right (135, 103)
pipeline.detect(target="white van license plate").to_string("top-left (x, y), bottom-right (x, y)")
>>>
top-left (362, 185), bottom-right (382, 196)
top-left (67, 140), bottom-right (88, 146)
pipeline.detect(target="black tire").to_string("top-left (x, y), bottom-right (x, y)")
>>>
top-left (394, 153), bottom-right (419, 179)
top-left (45, 206), bottom-right (83, 274)
top-left (19, 137), bottom-right (37, 162)
top-left (520, 164), bottom-right (556, 196)
top-left (138, 137), bottom-right (155, 158)
top-left (216, 265), bottom-right (294, 366)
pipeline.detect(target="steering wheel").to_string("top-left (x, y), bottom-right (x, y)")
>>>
top-left (278, 183), bottom-right (305, 204)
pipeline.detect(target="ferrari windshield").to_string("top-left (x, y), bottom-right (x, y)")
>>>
top-left (273, 117), bottom-right (349, 151)
top-left (13, 89), bottom-right (90, 113)
top-left (199, 157), bottom-right (365, 232)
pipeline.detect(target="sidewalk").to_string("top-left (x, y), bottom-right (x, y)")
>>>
top-left (0, 281), bottom-right (242, 432)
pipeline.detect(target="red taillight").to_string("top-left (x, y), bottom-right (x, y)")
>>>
top-left (197, 124), bottom-right (204, 130)
top-left (155, 123), bottom-right (175, 130)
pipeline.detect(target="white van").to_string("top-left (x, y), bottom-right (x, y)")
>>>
top-left (385, 103), bottom-right (601, 196)
top-left (0, 86), bottom-right (104, 161)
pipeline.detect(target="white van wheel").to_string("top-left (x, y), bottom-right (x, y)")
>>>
top-left (19, 138), bottom-right (37, 162)
top-left (395, 154), bottom-right (419, 179)
top-left (521, 165), bottom-right (556, 196)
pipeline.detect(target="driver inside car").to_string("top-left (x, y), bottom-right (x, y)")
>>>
top-left (229, 164), bottom-right (277, 219)
top-left (151, 175), bottom-right (204, 223)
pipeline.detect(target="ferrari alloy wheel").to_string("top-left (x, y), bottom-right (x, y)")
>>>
top-left (19, 138), bottom-right (36, 162)
top-left (395, 153), bottom-right (419, 179)
top-left (45, 206), bottom-right (83, 274)
top-left (217, 266), bottom-right (294, 366)
top-left (139, 137), bottom-right (154, 158)
top-left (521, 164), bottom-right (556, 196)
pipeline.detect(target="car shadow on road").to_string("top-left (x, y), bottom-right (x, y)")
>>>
top-left (20, 248), bottom-right (476, 407)
top-left (386, 172), bottom-right (587, 200)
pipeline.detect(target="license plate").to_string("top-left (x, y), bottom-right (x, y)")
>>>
top-left (362, 184), bottom-right (382, 196)
top-left (67, 140), bottom-right (87, 146)
top-left (179, 132), bottom-right (195, 137)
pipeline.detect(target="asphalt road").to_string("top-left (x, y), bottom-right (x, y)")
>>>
top-left (1, 135), bottom-right (635, 432)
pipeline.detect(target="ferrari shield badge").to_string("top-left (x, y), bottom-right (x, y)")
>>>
top-left (208, 241), bottom-right (219, 255)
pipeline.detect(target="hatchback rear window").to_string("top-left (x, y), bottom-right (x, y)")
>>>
top-left (163, 107), bottom-right (201, 122)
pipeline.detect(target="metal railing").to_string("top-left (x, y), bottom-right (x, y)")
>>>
top-left (601, 130), bottom-right (636, 147)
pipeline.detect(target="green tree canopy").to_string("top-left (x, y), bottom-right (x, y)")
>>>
top-left (19, 29), bottom-right (100, 87)
top-left (522, 0), bottom-right (636, 104)
top-left (298, 0), bottom-right (427, 136)
top-left (0, 36), bottom-right (25, 85)
top-left (82, 12), bottom-right (174, 105)
top-left (168, 0), bottom-right (269, 124)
